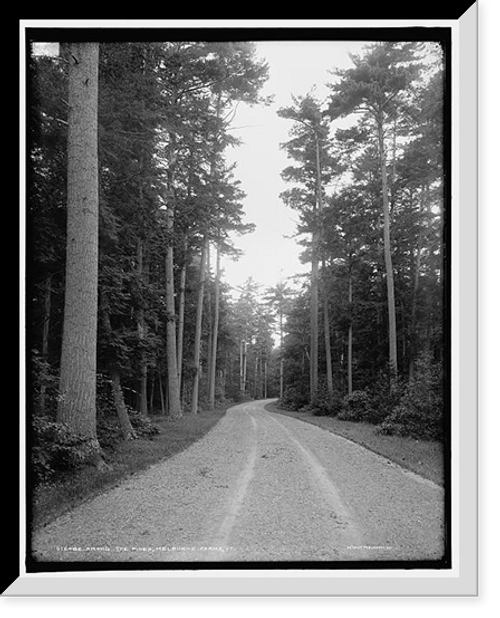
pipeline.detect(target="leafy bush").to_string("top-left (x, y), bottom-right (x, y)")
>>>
top-left (31, 350), bottom-right (59, 417)
top-left (31, 416), bottom-right (89, 483)
top-left (338, 390), bottom-right (374, 422)
top-left (366, 375), bottom-right (403, 424)
top-left (311, 387), bottom-right (343, 417)
top-left (280, 384), bottom-right (310, 411)
top-left (129, 411), bottom-right (160, 439)
top-left (377, 354), bottom-right (444, 440)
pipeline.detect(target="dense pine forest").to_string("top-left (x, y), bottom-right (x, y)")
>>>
top-left (27, 39), bottom-right (447, 484)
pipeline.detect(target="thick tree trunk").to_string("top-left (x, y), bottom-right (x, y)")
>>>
top-left (57, 42), bottom-right (103, 465)
top-left (190, 240), bottom-right (208, 414)
top-left (377, 117), bottom-right (398, 381)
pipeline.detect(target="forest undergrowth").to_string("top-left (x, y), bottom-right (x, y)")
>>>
top-left (266, 401), bottom-right (445, 487)
top-left (31, 404), bottom-right (230, 530)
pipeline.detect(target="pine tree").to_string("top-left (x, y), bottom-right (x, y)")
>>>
top-left (327, 42), bottom-right (422, 383)
top-left (278, 93), bottom-right (334, 404)
top-left (57, 43), bottom-right (103, 464)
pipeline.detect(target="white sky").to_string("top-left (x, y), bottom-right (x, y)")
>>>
top-left (221, 40), bottom-right (367, 295)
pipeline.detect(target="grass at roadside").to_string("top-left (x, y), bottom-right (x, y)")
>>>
top-left (265, 401), bottom-right (445, 487)
top-left (31, 405), bottom-right (230, 530)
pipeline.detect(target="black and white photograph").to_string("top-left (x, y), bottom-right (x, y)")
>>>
top-left (13, 11), bottom-right (480, 598)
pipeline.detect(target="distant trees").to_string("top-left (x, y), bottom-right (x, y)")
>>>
top-left (278, 42), bottom-right (446, 439)
top-left (264, 281), bottom-right (294, 400)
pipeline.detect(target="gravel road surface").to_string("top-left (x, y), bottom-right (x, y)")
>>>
top-left (31, 400), bottom-right (445, 564)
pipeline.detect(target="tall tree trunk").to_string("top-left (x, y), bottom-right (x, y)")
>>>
top-left (165, 204), bottom-right (182, 418)
top-left (409, 184), bottom-right (427, 379)
top-left (110, 370), bottom-right (137, 441)
top-left (208, 242), bottom-right (221, 409)
top-left (315, 131), bottom-right (333, 402)
top-left (310, 237), bottom-right (319, 403)
top-left (190, 240), bottom-right (208, 414)
top-left (239, 340), bottom-right (245, 397)
top-left (149, 372), bottom-right (155, 412)
top-left (239, 337), bottom-right (248, 398)
top-left (177, 238), bottom-right (187, 389)
top-left (39, 274), bottom-right (52, 412)
top-left (263, 357), bottom-right (268, 398)
top-left (136, 237), bottom-right (148, 416)
top-left (279, 306), bottom-right (284, 400)
top-left (57, 43), bottom-right (103, 465)
top-left (253, 352), bottom-right (259, 399)
top-left (101, 296), bottom-right (137, 440)
top-left (205, 247), bottom-right (214, 399)
top-left (243, 339), bottom-right (248, 394)
top-left (377, 116), bottom-right (398, 381)
top-left (322, 262), bottom-right (334, 401)
top-left (158, 370), bottom-right (166, 415)
top-left (347, 268), bottom-right (353, 396)
top-left (309, 134), bottom-right (323, 404)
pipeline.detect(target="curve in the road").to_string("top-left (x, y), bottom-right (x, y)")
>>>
top-left (31, 400), bottom-right (446, 565)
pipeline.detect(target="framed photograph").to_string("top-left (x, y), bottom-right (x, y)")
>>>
top-left (11, 7), bottom-right (477, 596)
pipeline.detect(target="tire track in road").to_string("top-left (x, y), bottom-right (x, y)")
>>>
top-left (265, 411), bottom-right (368, 559)
top-left (207, 408), bottom-right (259, 556)
top-left (265, 405), bottom-right (446, 562)
top-left (214, 404), bottom-right (370, 561)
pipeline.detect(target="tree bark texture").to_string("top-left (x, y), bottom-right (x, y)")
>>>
top-left (347, 270), bottom-right (353, 396)
top-left (322, 267), bottom-right (334, 400)
top-left (165, 205), bottom-right (182, 418)
top-left (177, 238), bottom-right (187, 389)
top-left (315, 136), bottom-right (334, 402)
top-left (39, 274), bottom-right (52, 412)
top-left (57, 43), bottom-right (101, 457)
top-left (309, 244), bottom-right (319, 403)
top-left (377, 118), bottom-right (398, 380)
top-left (208, 243), bottom-right (221, 410)
top-left (136, 237), bottom-right (148, 416)
top-left (110, 370), bottom-right (137, 441)
top-left (279, 307), bottom-right (284, 401)
top-left (190, 240), bottom-right (208, 414)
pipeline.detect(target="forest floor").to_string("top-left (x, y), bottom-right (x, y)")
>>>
top-left (265, 401), bottom-right (445, 487)
top-left (31, 404), bottom-right (230, 530)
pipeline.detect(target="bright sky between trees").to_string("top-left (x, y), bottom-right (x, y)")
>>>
top-left (221, 40), bottom-right (367, 295)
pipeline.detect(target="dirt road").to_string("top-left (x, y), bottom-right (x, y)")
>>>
top-left (31, 400), bottom-right (446, 564)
